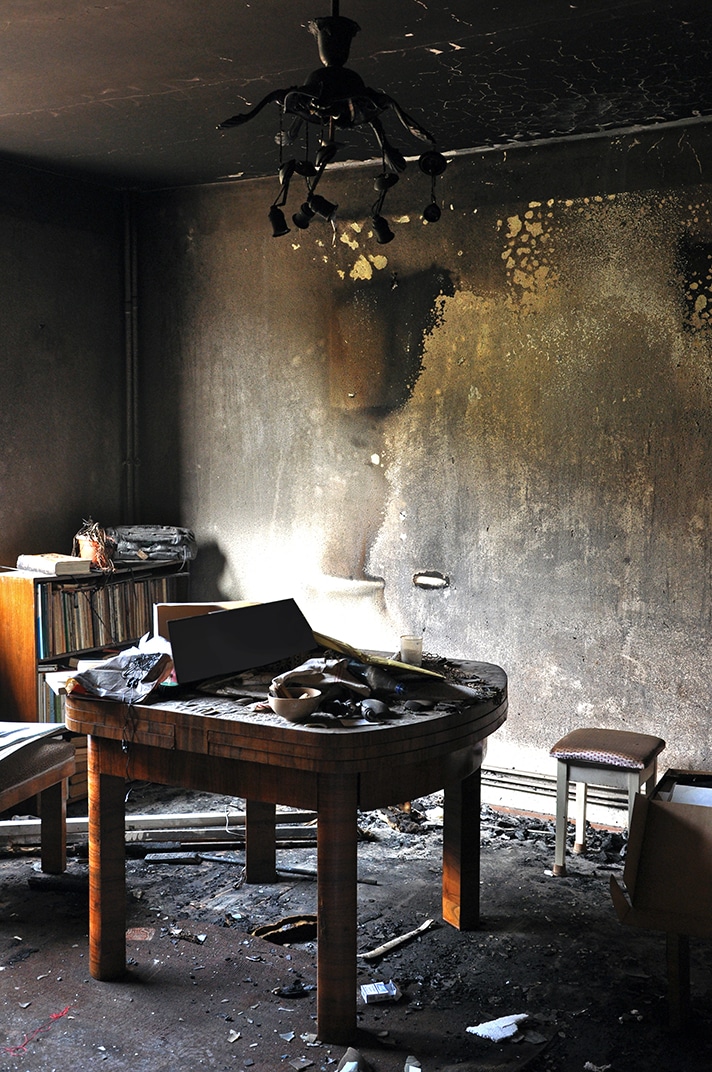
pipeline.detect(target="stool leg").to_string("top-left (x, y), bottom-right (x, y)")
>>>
top-left (574, 782), bottom-right (587, 854)
top-left (626, 772), bottom-right (641, 829)
top-left (553, 760), bottom-right (568, 876)
top-left (642, 760), bottom-right (658, 798)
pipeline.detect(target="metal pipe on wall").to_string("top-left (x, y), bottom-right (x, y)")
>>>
top-left (123, 191), bottom-right (139, 520)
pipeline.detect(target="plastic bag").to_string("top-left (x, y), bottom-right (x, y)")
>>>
top-left (66, 646), bottom-right (173, 704)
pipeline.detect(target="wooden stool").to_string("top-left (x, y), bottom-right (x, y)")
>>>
top-left (0, 726), bottom-right (76, 874)
top-left (550, 728), bottom-right (665, 876)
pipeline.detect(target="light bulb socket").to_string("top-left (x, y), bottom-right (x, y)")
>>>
top-left (292, 201), bottom-right (316, 229)
top-left (423, 202), bottom-right (441, 223)
top-left (373, 172), bottom-right (399, 193)
top-left (309, 194), bottom-right (338, 222)
top-left (371, 214), bottom-right (394, 244)
top-left (418, 150), bottom-right (448, 176)
top-left (268, 205), bottom-right (291, 237)
top-left (294, 159), bottom-right (318, 177)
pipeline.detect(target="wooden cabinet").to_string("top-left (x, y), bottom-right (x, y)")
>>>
top-left (0, 563), bottom-right (189, 724)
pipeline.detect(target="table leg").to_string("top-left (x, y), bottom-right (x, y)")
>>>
top-left (245, 800), bottom-right (277, 882)
top-left (316, 772), bottom-right (358, 1044)
top-left (442, 767), bottom-right (481, 930)
top-left (88, 737), bottom-right (127, 979)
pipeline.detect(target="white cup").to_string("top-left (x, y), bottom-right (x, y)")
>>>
top-left (399, 634), bottom-right (423, 666)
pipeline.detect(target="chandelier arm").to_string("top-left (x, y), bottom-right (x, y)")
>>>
top-left (306, 156), bottom-right (330, 197)
top-left (218, 89), bottom-right (293, 129)
top-left (219, 4), bottom-right (441, 242)
top-left (273, 159), bottom-right (296, 207)
top-left (375, 93), bottom-right (436, 144)
top-left (282, 90), bottom-right (317, 124)
top-left (368, 117), bottom-right (406, 173)
top-left (283, 115), bottom-right (305, 146)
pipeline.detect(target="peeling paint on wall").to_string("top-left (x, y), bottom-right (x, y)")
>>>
top-left (367, 185), bottom-right (712, 768)
top-left (348, 252), bottom-right (389, 281)
top-left (498, 200), bottom-right (559, 303)
top-left (676, 198), bottom-right (712, 331)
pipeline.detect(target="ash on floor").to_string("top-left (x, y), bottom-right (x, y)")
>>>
top-left (1, 790), bottom-right (710, 1072)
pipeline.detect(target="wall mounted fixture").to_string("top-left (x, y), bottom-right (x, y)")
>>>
top-left (218, 1), bottom-right (447, 241)
top-left (413, 571), bottom-right (450, 590)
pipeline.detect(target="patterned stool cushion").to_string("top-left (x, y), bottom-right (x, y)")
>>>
top-left (550, 727), bottom-right (665, 770)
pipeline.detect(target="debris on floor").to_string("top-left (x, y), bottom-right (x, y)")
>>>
top-left (252, 913), bottom-right (318, 943)
top-left (466, 1012), bottom-right (529, 1041)
top-left (1, 784), bottom-right (711, 1072)
top-left (358, 918), bottom-right (437, 961)
top-left (337, 1047), bottom-right (373, 1072)
top-left (360, 980), bottom-right (403, 1004)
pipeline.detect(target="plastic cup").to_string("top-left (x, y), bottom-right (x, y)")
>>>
top-left (399, 634), bottom-right (423, 666)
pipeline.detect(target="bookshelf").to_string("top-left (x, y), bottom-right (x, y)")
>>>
top-left (0, 563), bottom-right (189, 725)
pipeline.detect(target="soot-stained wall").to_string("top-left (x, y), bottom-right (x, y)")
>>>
top-left (136, 125), bottom-right (712, 776)
top-left (0, 165), bottom-right (127, 565)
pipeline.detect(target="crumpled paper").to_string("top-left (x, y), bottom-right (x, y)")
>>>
top-left (336, 1048), bottom-right (372, 1072)
top-left (271, 657), bottom-right (370, 698)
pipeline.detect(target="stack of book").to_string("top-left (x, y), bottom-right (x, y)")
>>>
top-left (35, 573), bottom-right (174, 659)
top-left (16, 553), bottom-right (93, 576)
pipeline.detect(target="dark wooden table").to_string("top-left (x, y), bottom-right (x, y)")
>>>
top-left (65, 660), bottom-right (507, 1043)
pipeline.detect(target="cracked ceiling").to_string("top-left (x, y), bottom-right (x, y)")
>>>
top-left (2, 0), bottom-right (711, 190)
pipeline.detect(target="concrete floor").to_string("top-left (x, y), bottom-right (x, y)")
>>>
top-left (1, 798), bottom-right (711, 1072)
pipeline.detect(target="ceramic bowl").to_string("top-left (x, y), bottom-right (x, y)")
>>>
top-left (268, 687), bottom-right (322, 722)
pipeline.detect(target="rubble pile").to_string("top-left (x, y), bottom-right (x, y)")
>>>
top-left (479, 804), bottom-right (629, 865)
top-left (363, 798), bottom-right (630, 866)
top-left (355, 797), bottom-right (630, 870)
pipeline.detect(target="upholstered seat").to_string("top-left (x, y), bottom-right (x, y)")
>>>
top-left (0, 724), bottom-right (76, 873)
top-left (550, 727), bottom-right (666, 876)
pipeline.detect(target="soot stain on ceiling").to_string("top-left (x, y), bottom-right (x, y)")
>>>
top-left (0, 1), bottom-right (710, 189)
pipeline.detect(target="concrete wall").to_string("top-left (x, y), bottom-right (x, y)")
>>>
top-left (135, 124), bottom-right (712, 780)
top-left (0, 164), bottom-right (127, 563)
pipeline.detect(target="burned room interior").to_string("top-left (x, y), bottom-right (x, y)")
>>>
top-left (1, 1), bottom-right (712, 1069)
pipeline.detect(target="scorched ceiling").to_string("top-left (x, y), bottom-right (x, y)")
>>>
top-left (1, 0), bottom-right (711, 190)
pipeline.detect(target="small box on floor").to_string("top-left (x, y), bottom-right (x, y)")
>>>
top-left (359, 980), bottom-right (402, 1004)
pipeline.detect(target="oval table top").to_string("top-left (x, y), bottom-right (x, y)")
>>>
top-left (64, 659), bottom-right (508, 776)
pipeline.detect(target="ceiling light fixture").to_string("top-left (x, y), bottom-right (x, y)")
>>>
top-left (218, 0), bottom-right (447, 240)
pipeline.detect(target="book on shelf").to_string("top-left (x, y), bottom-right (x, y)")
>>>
top-left (16, 553), bottom-right (93, 576)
